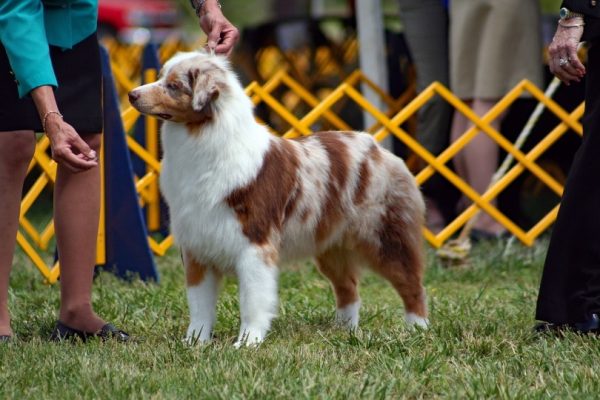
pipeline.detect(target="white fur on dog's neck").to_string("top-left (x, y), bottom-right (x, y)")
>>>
top-left (160, 55), bottom-right (269, 198)
top-left (159, 69), bottom-right (272, 267)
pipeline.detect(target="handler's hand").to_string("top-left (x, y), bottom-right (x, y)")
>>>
top-left (549, 21), bottom-right (586, 85)
top-left (45, 114), bottom-right (98, 172)
top-left (199, 2), bottom-right (239, 56)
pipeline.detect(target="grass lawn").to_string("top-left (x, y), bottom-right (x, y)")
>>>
top-left (2, 239), bottom-right (600, 399)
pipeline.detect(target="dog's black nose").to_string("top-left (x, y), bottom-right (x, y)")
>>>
top-left (128, 91), bottom-right (140, 104)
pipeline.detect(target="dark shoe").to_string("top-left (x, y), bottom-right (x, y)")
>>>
top-left (571, 314), bottom-right (600, 334)
top-left (50, 321), bottom-right (129, 342)
top-left (534, 321), bottom-right (563, 334)
top-left (469, 228), bottom-right (511, 243)
top-left (0, 335), bottom-right (11, 343)
top-left (534, 314), bottom-right (600, 336)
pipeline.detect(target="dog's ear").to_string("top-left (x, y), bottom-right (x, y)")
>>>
top-left (190, 67), bottom-right (222, 114)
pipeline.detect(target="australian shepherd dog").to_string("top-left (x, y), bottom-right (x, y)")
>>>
top-left (129, 51), bottom-right (428, 347)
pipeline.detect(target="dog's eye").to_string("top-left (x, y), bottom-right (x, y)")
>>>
top-left (166, 82), bottom-right (181, 91)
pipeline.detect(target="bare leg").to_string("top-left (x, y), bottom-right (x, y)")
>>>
top-left (468, 100), bottom-right (505, 233)
top-left (424, 196), bottom-right (445, 233)
top-left (450, 101), bottom-right (472, 183)
top-left (451, 100), bottom-right (505, 234)
top-left (54, 133), bottom-right (106, 332)
top-left (0, 131), bottom-right (37, 337)
top-left (316, 247), bottom-right (361, 329)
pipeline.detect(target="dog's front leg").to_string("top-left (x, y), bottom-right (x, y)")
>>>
top-left (183, 251), bottom-right (222, 345)
top-left (234, 248), bottom-right (279, 348)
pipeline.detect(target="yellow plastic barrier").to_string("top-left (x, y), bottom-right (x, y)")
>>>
top-left (124, 69), bottom-right (582, 251)
top-left (17, 44), bottom-right (583, 282)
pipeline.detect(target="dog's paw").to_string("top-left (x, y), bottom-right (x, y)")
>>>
top-left (335, 301), bottom-right (361, 330)
top-left (234, 328), bottom-right (265, 348)
top-left (184, 325), bottom-right (212, 345)
top-left (405, 313), bottom-right (429, 329)
top-left (183, 334), bottom-right (211, 346)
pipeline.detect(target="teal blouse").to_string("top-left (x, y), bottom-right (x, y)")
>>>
top-left (0, 0), bottom-right (98, 98)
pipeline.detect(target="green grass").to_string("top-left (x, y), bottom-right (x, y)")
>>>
top-left (3, 240), bottom-right (600, 399)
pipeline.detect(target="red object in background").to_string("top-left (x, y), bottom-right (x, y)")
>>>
top-left (98, 0), bottom-right (180, 43)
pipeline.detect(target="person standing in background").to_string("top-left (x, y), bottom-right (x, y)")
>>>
top-left (448, 0), bottom-right (543, 240)
top-left (397, 0), bottom-right (453, 233)
top-left (536, 1), bottom-right (600, 334)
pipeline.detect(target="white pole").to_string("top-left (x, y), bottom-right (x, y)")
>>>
top-left (355, 0), bottom-right (391, 149)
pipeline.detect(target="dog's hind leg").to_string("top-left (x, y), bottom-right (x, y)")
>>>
top-left (234, 246), bottom-right (279, 347)
top-left (316, 247), bottom-right (362, 329)
top-left (183, 251), bottom-right (222, 344)
top-left (371, 259), bottom-right (428, 328)
top-left (367, 240), bottom-right (429, 328)
top-left (361, 206), bottom-right (428, 328)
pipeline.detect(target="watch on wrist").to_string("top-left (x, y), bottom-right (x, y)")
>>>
top-left (559, 7), bottom-right (584, 20)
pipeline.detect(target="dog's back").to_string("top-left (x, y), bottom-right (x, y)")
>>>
top-left (271, 131), bottom-right (424, 264)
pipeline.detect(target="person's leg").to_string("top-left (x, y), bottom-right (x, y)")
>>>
top-left (54, 133), bottom-right (105, 332)
top-left (399, 0), bottom-right (452, 231)
top-left (451, 100), bottom-right (505, 234)
top-left (465, 100), bottom-right (504, 234)
top-left (450, 103), bottom-right (471, 183)
top-left (0, 131), bottom-right (37, 337)
top-left (536, 43), bottom-right (600, 326)
top-left (399, 0), bottom-right (451, 156)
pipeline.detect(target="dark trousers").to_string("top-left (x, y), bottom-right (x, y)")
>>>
top-left (536, 41), bottom-right (600, 324)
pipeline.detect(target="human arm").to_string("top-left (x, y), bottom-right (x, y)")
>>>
top-left (548, 0), bottom-right (600, 85)
top-left (549, 1), bottom-right (600, 84)
top-left (548, 16), bottom-right (585, 85)
top-left (191, 0), bottom-right (239, 56)
top-left (0, 0), bottom-right (57, 97)
top-left (0, 1), bottom-right (96, 171)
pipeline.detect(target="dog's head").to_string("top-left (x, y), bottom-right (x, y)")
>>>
top-left (128, 51), bottom-right (230, 124)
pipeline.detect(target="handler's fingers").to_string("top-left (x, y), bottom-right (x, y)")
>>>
top-left (550, 55), bottom-right (578, 85)
top-left (567, 48), bottom-right (586, 76)
top-left (71, 134), bottom-right (97, 161)
top-left (557, 66), bottom-right (580, 85)
top-left (206, 27), bottom-right (220, 52)
top-left (549, 56), bottom-right (561, 77)
top-left (561, 58), bottom-right (582, 82)
top-left (52, 146), bottom-right (98, 172)
top-left (214, 25), bottom-right (238, 55)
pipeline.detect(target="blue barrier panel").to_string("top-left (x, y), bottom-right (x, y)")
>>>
top-left (100, 46), bottom-right (159, 281)
top-left (131, 43), bottom-right (171, 234)
top-left (132, 43), bottom-right (161, 178)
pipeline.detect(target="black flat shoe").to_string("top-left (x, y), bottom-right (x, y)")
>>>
top-left (534, 314), bottom-right (600, 336)
top-left (50, 321), bottom-right (129, 342)
top-left (534, 321), bottom-right (563, 334)
top-left (571, 314), bottom-right (600, 334)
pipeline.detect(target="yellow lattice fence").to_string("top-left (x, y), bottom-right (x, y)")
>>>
top-left (120, 66), bottom-right (582, 251)
top-left (17, 46), bottom-right (583, 282)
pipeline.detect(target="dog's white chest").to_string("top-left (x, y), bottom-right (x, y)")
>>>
top-left (159, 122), bottom-right (271, 266)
